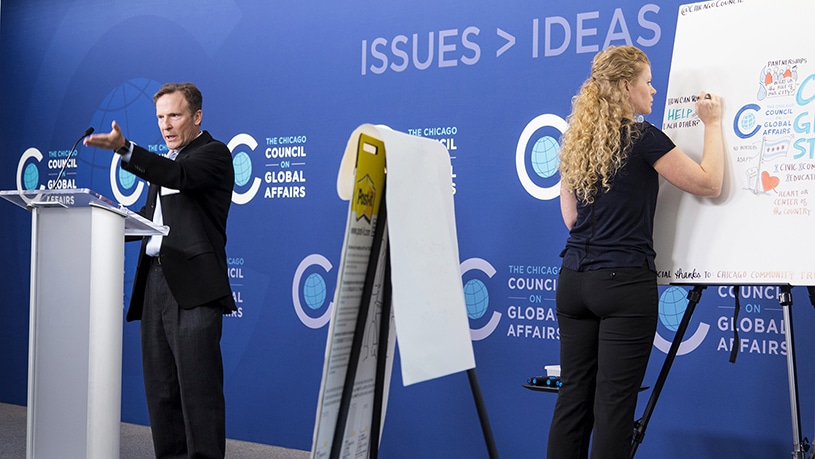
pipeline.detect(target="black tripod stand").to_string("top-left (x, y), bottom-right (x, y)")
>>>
top-left (328, 199), bottom-right (499, 459)
top-left (631, 284), bottom-right (814, 458)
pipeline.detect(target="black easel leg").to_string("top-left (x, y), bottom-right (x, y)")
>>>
top-left (467, 368), bottom-right (500, 459)
top-left (809, 286), bottom-right (815, 459)
top-left (631, 285), bottom-right (705, 458)
top-left (329, 201), bottom-right (389, 459)
top-left (779, 286), bottom-right (808, 459)
top-left (369, 247), bottom-right (392, 459)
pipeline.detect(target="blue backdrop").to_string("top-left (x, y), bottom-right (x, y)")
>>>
top-left (1, 1), bottom-right (813, 457)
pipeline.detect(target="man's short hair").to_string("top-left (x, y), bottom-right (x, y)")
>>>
top-left (153, 82), bottom-right (202, 114)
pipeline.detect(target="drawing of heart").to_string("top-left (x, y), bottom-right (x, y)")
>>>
top-left (761, 171), bottom-right (780, 192)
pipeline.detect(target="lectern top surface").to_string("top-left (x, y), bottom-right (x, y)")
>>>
top-left (0, 188), bottom-right (167, 236)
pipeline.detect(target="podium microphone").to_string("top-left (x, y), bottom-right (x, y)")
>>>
top-left (52, 127), bottom-right (94, 189)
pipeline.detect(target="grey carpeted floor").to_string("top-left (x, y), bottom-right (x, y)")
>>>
top-left (0, 402), bottom-right (310, 459)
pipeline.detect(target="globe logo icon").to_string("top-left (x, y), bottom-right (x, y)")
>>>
top-left (531, 136), bottom-right (560, 179)
top-left (658, 286), bottom-right (689, 332)
top-left (740, 112), bottom-right (756, 133)
top-left (118, 168), bottom-right (136, 190)
top-left (233, 151), bottom-right (252, 187)
top-left (23, 163), bottom-right (40, 190)
top-left (463, 279), bottom-right (489, 320)
top-left (303, 273), bottom-right (327, 310)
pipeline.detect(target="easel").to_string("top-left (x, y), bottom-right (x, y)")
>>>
top-left (327, 189), bottom-right (499, 459)
top-left (313, 128), bottom-right (499, 458)
top-left (631, 285), bottom-right (815, 459)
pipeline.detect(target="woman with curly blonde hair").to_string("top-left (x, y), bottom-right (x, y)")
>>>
top-left (548, 45), bottom-right (724, 459)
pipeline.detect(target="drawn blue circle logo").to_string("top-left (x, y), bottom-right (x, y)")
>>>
top-left (464, 278), bottom-right (489, 319)
top-left (531, 135), bottom-right (560, 179)
top-left (23, 163), bottom-right (39, 190)
top-left (233, 151), bottom-right (252, 187)
top-left (303, 273), bottom-right (327, 310)
top-left (740, 112), bottom-right (756, 133)
top-left (659, 286), bottom-right (689, 332)
top-left (733, 104), bottom-right (761, 139)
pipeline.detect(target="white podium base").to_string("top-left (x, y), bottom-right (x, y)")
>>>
top-left (27, 205), bottom-right (125, 459)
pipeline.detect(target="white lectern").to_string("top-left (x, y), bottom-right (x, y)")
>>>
top-left (0, 189), bottom-right (167, 459)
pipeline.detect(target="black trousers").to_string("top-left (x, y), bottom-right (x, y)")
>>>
top-left (547, 267), bottom-right (657, 459)
top-left (141, 260), bottom-right (226, 459)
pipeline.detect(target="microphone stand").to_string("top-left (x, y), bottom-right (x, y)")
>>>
top-left (52, 127), bottom-right (94, 189)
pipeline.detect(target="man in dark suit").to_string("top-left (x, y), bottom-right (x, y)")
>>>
top-left (85, 82), bottom-right (235, 459)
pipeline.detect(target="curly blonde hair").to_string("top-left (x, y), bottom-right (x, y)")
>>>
top-left (559, 46), bottom-right (650, 204)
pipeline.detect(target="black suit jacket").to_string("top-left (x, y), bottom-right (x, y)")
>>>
top-left (123, 130), bottom-right (237, 321)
